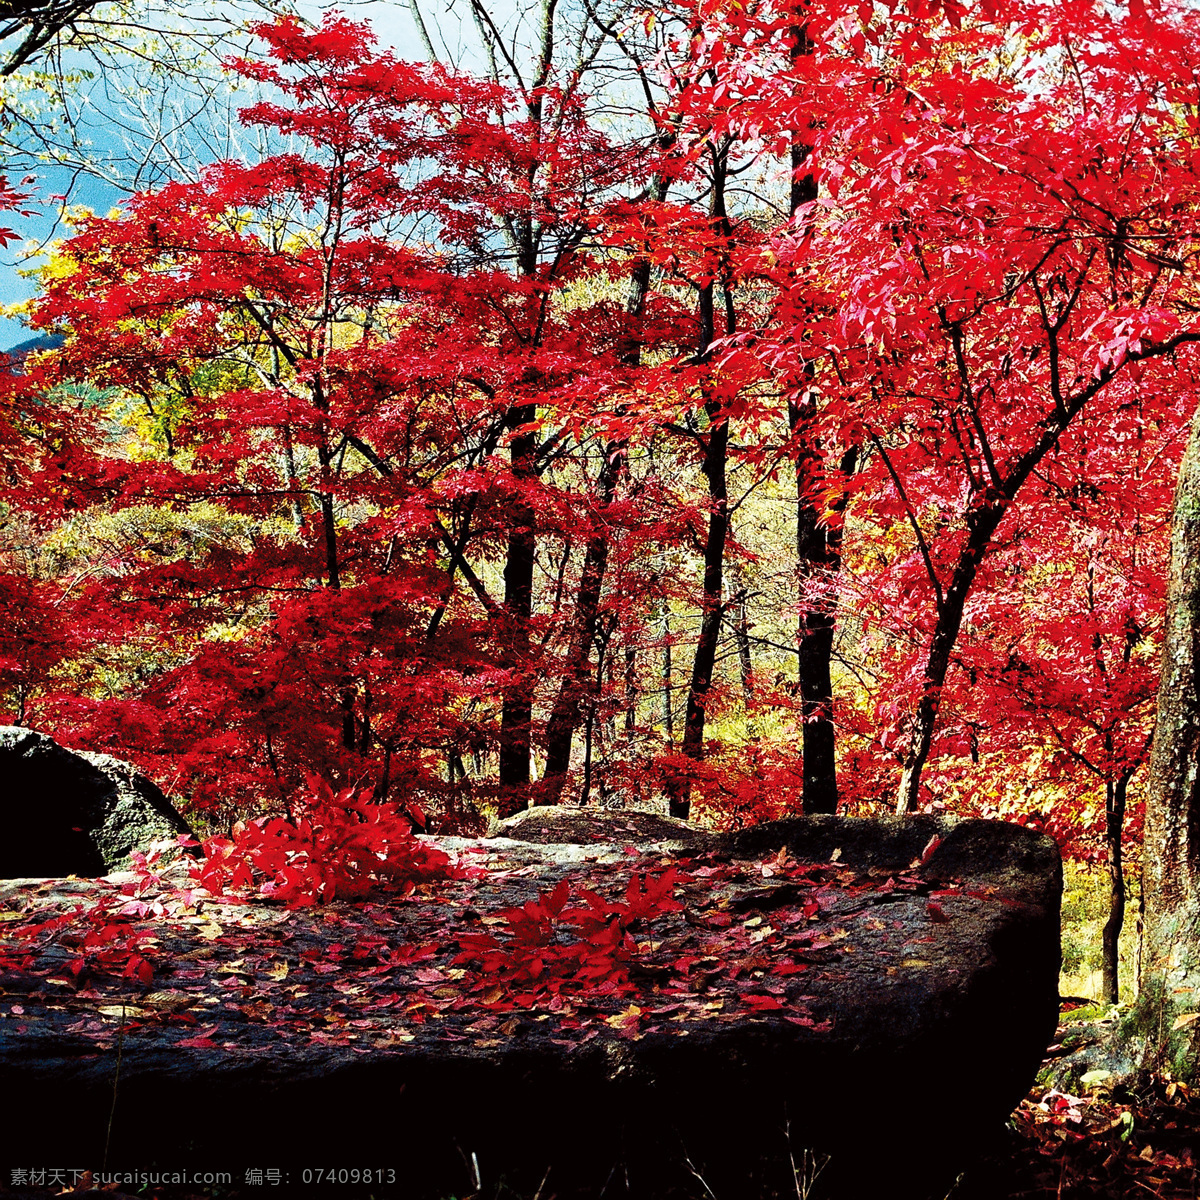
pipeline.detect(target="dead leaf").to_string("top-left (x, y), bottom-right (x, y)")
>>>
top-left (606, 1004), bottom-right (643, 1036)
top-left (143, 991), bottom-right (199, 1013)
top-left (97, 1004), bottom-right (144, 1018)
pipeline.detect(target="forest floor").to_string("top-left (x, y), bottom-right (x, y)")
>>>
top-left (953, 1066), bottom-right (1199, 1199)
top-left (1, 865), bottom-right (1191, 1199)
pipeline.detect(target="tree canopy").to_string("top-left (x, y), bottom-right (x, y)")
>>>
top-left (3, 0), bottom-right (1200, 1076)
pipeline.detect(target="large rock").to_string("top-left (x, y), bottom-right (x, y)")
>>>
top-left (0, 726), bottom-right (194, 877)
top-left (0, 810), bottom-right (1060, 1198)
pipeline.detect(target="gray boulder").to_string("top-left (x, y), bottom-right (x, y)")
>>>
top-left (0, 725), bottom-right (194, 877)
top-left (0, 810), bottom-right (1059, 1198)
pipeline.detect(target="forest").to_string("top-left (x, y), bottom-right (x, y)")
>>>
top-left (3, 0), bottom-right (1200, 1196)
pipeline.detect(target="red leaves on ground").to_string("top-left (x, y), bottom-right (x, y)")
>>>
top-left (976, 1074), bottom-right (1200, 1198)
top-left (191, 776), bottom-right (457, 906)
top-left (451, 869), bottom-right (684, 1009)
top-left (3, 894), bottom-right (158, 986)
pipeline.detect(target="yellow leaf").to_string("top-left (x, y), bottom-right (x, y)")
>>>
top-left (605, 1004), bottom-right (643, 1035)
top-left (1171, 1011), bottom-right (1200, 1032)
top-left (606, 1004), bottom-right (643, 1028)
top-left (265, 960), bottom-right (289, 981)
top-left (144, 991), bottom-right (197, 1013)
top-left (373, 1030), bottom-right (415, 1047)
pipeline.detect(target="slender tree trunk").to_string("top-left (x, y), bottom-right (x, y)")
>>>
top-left (495, 4), bottom-right (551, 809)
top-left (316, 406), bottom-right (360, 753)
top-left (1138, 404), bottom-right (1200, 1081)
top-left (540, 515), bottom-right (612, 801)
top-left (316, 441), bottom-right (340, 591)
top-left (604, 641), bottom-right (617, 744)
top-left (793, 440), bottom-right (856, 814)
top-left (1101, 768), bottom-right (1131, 1004)
top-left (581, 618), bottom-right (614, 806)
top-left (581, 698), bottom-right (596, 806)
top-left (895, 499), bottom-right (1009, 814)
top-left (671, 352), bottom-right (730, 820)
top-left (661, 603), bottom-right (674, 743)
top-left (728, 584), bottom-right (753, 697)
top-left (624, 643), bottom-right (637, 733)
top-left (497, 402), bottom-right (537, 812)
top-left (786, 28), bottom-right (853, 815)
top-left (539, 200), bottom-right (667, 802)
top-left (663, 134), bottom-right (737, 821)
top-left (281, 424), bottom-right (305, 530)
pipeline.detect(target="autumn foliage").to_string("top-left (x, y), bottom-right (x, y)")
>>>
top-left (191, 777), bottom-right (455, 906)
top-left (2, 0), bottom-right (1200, 907)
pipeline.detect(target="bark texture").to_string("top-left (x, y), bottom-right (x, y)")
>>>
top-left (1138, 405), bottom-right (1200, 1082)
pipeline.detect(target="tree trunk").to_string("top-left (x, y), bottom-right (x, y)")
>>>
top-left (497, 403), bottom-right (537, 813)
top-left (495, 0), bottom-right (554, 810)
top-left (660, 603), bottom-right (674, 743)
top-left (729, 585), bottom-right (753, 698)
top-left (667, 268), bottom-right (729, 820)
top-left (624, 642), bottom-right (637, 734)
top-left (1137, 404), bottom-right (1200, 1081)
top-left (666, 135), bottom-right (736, 821)
top-left (539, 236), bottom-right (662, 803)
top-left (793, 439), bottom-right (855, 814)
top-left (316, 412), bottom-right (360, 754)
top-left (540, 519), bottom-right (611, 802)
top-left (786, 34), bottom-right (852, 816)
top-left (895, 500), bottom-right (1008, 814)
top-left (670, 371), bottom-right (730, 820)
top-left (1101, 769), bottom-right (1131, 1005)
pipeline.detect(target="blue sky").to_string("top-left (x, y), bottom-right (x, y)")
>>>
top-left (0, 172), bottom-right (125, 348)
top-left (0, 0), bottom-right (551, 350)
top-left (0, 2), bottom-right (436, 349)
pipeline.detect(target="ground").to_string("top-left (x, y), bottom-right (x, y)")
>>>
top-left (0, 824), bottom-right (1169, 1198)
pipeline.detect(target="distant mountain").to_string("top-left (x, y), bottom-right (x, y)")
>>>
top-left (1, 332), bottom-right (64, 373)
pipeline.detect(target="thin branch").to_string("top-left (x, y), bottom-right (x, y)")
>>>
top-left (865, 428), bottom-right (945, 617)
top-left (404, 0), bottom-right (439, 62)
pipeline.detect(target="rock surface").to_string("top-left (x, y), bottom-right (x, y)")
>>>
top-left (0, 810), bottom-right (1060, 1198)
top-left (0, 726), bottom-right (195, 878)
